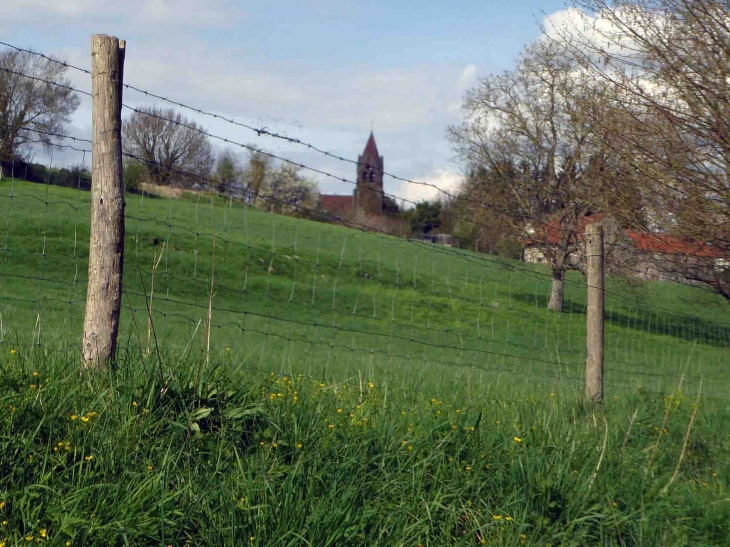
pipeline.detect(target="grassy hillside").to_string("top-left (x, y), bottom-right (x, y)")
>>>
top-left (0, 178), bottom-right (727, 397)
top-left (1, 178), bottom-right (729, 545)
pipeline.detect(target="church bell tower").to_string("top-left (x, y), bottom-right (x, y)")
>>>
top-left (354, 132), bottom-right (384, 215)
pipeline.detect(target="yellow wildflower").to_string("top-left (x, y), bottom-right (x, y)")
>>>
top-left (29, 385), bottom-right (37, 390)
top-left (297, 443), bottom-right (303, 449)
top-left (337, 409), bottom-right (343, 413)
top-left (32, 372), bottom-right (39, 377)
top-left (80, 416), bottom-right (89, 423)
top-left (2, 520), bottom-right (7, 526)
top-left (10, 349), bottom-right (16, 354)
top-left (368, 382), bottom-right (374, 388)
top-left (0, 501), bottom-right (4, 510)
top-left (25, 536), bottom-right (33, 542)
top-left (249, 537), bottom-right (255, 542)
top-left (66, 542), bottom-right (71, 547)
top-left (492, 515), bottom-right (502, 520)
top-left (40, 529), bottom-right (47, 538)
top-left (147, 465), bottom-right (153, 471)
top-left (514, 437), bottom-right (522, 443)
top-left (505, 516), bottom-right (513, 522)
top-left (408, 445), bottom-right (413, 451)
top-left (328, 424), bottom-right (335, 429)
top-left (70, 414), bottom-right (77, 421)
top-left (84, 455), bottom-right (93, 461)
top-left (132, 401), bottom-right (138, 407)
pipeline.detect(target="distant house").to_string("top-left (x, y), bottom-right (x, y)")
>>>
top-left (622, 231), bottom-right (726, 282)
top-left (319, 132), bottom-right (385, 216)
top-left (523, 212), bottom-right (727, 283)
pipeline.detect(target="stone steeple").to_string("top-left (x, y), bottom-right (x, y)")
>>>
top-left (354, 131), bottom-right (384, 215)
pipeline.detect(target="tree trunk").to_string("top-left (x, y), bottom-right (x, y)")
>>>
top-left (547, 268), bottom-right (565, 312)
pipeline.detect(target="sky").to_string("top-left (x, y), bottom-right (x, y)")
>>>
top-left (3, 0), bottom-right (569, 205)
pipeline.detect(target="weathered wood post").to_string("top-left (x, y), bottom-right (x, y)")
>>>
top-left (82, 35), bottom-right (126, 367)
top-left (585, 222), bottom-right (604, 403)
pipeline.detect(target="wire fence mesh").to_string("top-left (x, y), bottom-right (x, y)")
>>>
top-left (1, 41), bottom-right (728, 407)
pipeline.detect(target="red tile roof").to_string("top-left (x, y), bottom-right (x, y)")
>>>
top-left (626, 231), bottom-right (725, 258)
top-left (320, 194), bottom-right (354, 213)
top-left (527, 212), bottom-right (725, 259)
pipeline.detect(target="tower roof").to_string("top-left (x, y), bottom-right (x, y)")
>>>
top-left (362, 131), bottom-right (380, 158)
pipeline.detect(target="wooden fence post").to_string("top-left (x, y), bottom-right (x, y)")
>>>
top-left (82, 35), bottom-right (126, 367)
top-left (585, 223), bottom-right (604, 403)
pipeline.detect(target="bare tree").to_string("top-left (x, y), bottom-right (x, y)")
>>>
top-left (0, 49), bottom-right (80, 164)
top-left (449, 40), bottom-right (611, 311)
top-left (122, 106), bottom-right (214, 187)
top-left (553, 0), bottom-right (730, 300)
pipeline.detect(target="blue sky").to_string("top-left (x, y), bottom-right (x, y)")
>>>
top-left (5, 0), bottom-right (568, 203)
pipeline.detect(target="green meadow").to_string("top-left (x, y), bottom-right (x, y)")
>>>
top-left (1, 178), bottom-right (729, 545)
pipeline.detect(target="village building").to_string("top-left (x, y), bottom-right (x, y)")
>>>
top-left (319, 132), bottom-right (384, 216)
top-left (523, 212), bottom-right (727, 284)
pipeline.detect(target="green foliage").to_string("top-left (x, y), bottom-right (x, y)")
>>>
top-left (410, 200), bottom-right (442, 234)
top-left (123, 158), bottom-right (147, 194)
top-left (214, 149), bottom-right (241, 195)
top-left (495, 237), bottom-right (523, 260)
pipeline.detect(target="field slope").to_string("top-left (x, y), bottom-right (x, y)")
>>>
top-left (1, 178), bottom-right (729, 545)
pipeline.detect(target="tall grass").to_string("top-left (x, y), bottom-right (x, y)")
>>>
top-left (2, 349), bottom-right (729, 546)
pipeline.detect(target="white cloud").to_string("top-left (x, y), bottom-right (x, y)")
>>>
top-left (395, 168), bottom-right (463, 204)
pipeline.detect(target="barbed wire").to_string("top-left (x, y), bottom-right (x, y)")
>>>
top-left (7, 123), bottom-right (730, 334)
top-left (1, 53), bottom-right (728, 399)
top-left (3, 41), bottom-right (728, 300)
top-left (0, 40), bottom-right (631, 238)
top-left (0, 62), bottom-right (612, 249)
top-left (121, 300), bottom-right (723, 391)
